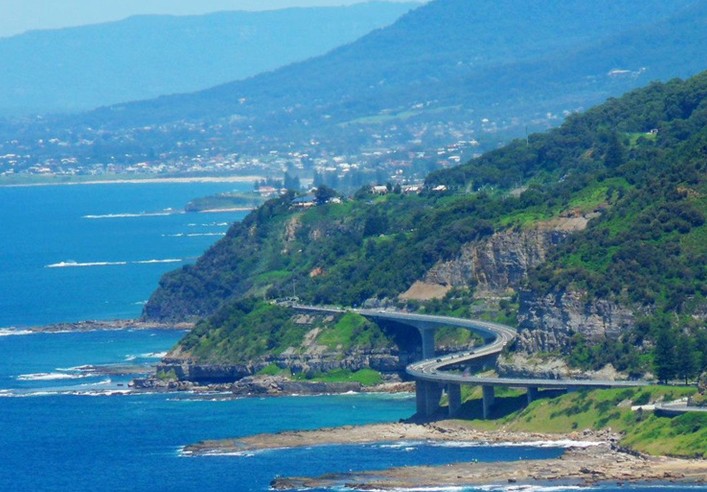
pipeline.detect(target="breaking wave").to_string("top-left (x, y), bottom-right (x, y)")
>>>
top-left (163, 232), bottom-right (226, 237)
top-left (0, 328), bottom-right (35, 337)
top-left (16, 372), bottom-right (92, 381)
top-left (46, 258), bottom-right (182, 268)
top-left (83, 210), bottom-right (183, 219)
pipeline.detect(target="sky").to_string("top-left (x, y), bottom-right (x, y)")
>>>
top-left (0, 0), bottom-right (422, 38)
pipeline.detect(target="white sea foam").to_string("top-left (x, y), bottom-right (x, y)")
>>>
top-left (377, 441), bottom-right (426, 449)
top-left (185, 447), bottom-right (276, 458)
top-left (188, 222), bottom-right (230, 227)
top-left (0, 328), bottom-right (35, 337)
top-left (2, 390), bottom-right (56, 398)
top-left (46, 258), bottom-right (182, 268)
top-left (0, 383), bottom-right (135, 398)
top-left (83, 210), bottom-right (183, 219)
top-left (163, 232), bottom-right (225, 238)
top-left (16, 372), bottom-right (91, 381)
top-left (124, 351), bottom-right (166, 361)
top-left (143, 351), bottom-right (167, 359)
top-left (478, 485), bottom-right (585, 492)
top-left (133, 258), bottom-right (182, 264)
top-left (46, 260), bottom-right (128, 268)
top-left (66, 388), bottom-right (133, 397)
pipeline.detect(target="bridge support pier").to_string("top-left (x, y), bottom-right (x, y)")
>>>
top-left (482, 385), bottom-right (495, 419)
top-left (527, 386), bottom-right (539, 404)
top-left (447, 383), bottom-right (462, 417)
top-left (418, 327), bottom-right (436, 360)
top-left (416, 380), bottom-right (442, 417)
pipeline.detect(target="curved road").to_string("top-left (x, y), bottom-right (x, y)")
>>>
top-left (298, 305), bottom-right (647, 389)
top-left (354, 308), bottom-right (647, 390)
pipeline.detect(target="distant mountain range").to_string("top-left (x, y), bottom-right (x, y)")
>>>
top-left (2, 0), bottom-right (707, 182)
top-left (0, 2), bottom-right (418, 115)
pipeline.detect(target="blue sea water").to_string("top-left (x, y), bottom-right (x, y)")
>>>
top-left (0, 184), bottom-right (704, 491)
top-left (0, 182), bottom-right (251, 327)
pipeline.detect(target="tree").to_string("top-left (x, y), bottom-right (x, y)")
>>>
top-left (283, 171), bottom-right (300, 191)
top-left (604, 131), bottom-right (626, 168)
top-left (314, 185), bottom-right (337, 204)
top-left (676, 334), bottom-right (700, 385)
top-left (654, 328), bottom-right (677, 384)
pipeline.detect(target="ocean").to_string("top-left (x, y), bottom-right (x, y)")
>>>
top-left (0, 183), bottom-right (703, 491)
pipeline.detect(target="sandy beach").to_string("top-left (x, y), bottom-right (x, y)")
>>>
top-left (184, 420), bottom-right (707, 490)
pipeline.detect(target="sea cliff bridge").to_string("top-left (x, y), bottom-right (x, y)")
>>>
top-left (294, 305), bottom-right (649, 418)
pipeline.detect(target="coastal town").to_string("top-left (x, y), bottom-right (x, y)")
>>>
top-left (0, 112), bottom-right (505, 190)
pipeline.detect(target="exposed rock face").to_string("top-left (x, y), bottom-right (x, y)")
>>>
top-left (154, 347), bottom-right (416, 385)
top-left (423, 228), bottom-right (568, 296)
top-left (157, 359), bottom-right (252, 383)
top-left (497, 353), bottom-right (624, 380)
top-left (515, 289), bottom-right (636, 353)
top-left (409, 219), bottom-right (640, 358)
top-left (230, 375), bottom-right (362, 396)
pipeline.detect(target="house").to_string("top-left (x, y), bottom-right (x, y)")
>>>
top-left (291, 195), bottom-right (317, 208)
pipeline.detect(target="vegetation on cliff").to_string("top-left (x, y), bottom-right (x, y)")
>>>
top-left (178, 300), bottom-right (394, 365)
top-left (146, 72), bottom-right (707, 377)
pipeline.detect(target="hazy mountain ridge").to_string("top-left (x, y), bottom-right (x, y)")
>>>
top-left (2, 0), bottom-right (705, 185)
top-left (0, 2), bottom-right (417, 115)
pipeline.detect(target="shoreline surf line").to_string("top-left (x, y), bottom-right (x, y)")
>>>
top-left (0, 175), bottom-right (263, 188)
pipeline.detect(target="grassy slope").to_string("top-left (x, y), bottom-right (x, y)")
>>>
top-left (179, 303), bottom-right (397, 365)
top-left (457, 387), bottom-right (706, 458)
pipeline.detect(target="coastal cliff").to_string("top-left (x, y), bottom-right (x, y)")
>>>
top-left (515, 289), bottom-right (636, 353)
top-left (422, 226), bottom-right (571, 296)
top-left (153, 345), bottom-right (413, 385)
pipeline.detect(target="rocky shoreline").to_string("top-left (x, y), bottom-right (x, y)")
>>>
top-left (183, 421), bottom-right (707, 490)
top-left (7, 319), bottom-right (194, 334)
top-left (131, 374), bottom-right (414, 396)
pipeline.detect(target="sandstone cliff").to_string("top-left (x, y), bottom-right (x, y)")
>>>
top-left (415, 226), bottom-right (570, 298)
top-left (154, 346), bottom-right (415, 385)
top-left (515, 289), bottom-right (636, 353)
top-left (404, 216), bottom-right (642, 359)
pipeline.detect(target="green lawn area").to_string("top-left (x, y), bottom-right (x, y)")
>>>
top-left (453, 386), bottom-right (705, 457)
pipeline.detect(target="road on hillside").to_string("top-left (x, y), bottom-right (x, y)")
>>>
top-left (294, 304), bottom-right (649, 390)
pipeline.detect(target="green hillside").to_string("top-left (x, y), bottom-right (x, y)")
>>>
top-left (145, 72), bottom-right (707, 375)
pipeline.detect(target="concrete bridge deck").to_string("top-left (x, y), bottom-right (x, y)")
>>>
top-left (294, 304), bottom-right (650, 418)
